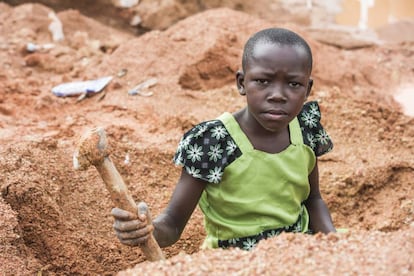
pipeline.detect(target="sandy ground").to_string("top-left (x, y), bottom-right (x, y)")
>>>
top-left (0, 1), bottom-right (413, 275)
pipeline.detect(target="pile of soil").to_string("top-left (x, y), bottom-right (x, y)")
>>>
top-left (121, 230), bottom-right (414, 275)
top-left (1, 1), bottom-right (413, 275)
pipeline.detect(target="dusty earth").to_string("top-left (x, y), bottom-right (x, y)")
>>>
top-left (1, 1), bottom-right (414, 275)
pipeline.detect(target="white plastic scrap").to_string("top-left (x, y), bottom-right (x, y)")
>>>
top-left (358, 0), bottom-right (375, 30)
top-left (124, 153), bottom-right (130, 165)
top-left (52, 76), bottom-right (113, 97)
top-left (128, 78), bottom-right (157, 96)
top-left (112, 0), bottom-right (139, 8)
top-left (117, 68), bottom-right (128, 77)
top-left (130, 15), bottom-right (142, 26)
top-left (26, 42), bottom-right (55, 53)
top-left (48, 12), bottom-right (64, 41)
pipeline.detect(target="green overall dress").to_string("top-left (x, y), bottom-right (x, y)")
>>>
top-left (199, 112), bottom-right (316, 249)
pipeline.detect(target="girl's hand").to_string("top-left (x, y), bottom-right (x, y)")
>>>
top-left (111, 202), bottom-right (154, 247)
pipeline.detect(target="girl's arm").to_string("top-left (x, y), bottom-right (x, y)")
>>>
top-left (304, 160), bottom-right (336, 233)
top-left (112, 169), bottom-right (206, 247)
top-left (152, 169), bottom-right (206, 246)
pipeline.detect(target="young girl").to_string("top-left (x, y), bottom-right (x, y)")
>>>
top-left (112, 28), bottom-right (336, 251)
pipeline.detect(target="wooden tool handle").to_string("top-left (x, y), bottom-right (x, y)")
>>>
top-left (137, 202), bottom-right (165, 262)
top-left (97, 157), bottom-right (165, 261)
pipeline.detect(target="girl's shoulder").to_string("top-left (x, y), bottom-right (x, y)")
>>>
top-left (298, 101), bottom-right (334, 156)
top-left (176, 119), bottom-right (230, 150)
top-left (173, 118), bottom-right (242, 184)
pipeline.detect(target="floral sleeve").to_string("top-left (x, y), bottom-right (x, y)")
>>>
top-left (298, 101), bottom-right (333, 156)
top-left (173, 120), bottom-right (242, 184)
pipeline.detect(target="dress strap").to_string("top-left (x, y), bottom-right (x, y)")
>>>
top-left (289, 117), bottom-right (303, 145)
top-left (217, 112), bottom-right (253, 153)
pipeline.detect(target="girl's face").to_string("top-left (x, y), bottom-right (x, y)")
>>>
top-left (237, 42), bottom-right (312, 133)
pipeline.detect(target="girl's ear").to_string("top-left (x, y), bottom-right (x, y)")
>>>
top-left (236, 71), bottom-right (246, 95)
top-left (306, 78), bottom-right (313, 99)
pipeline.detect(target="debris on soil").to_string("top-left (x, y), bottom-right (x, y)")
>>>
top-left (51, 75), bottom-right (113, 97)
top-left (128, 78), bottom-right (156, 96)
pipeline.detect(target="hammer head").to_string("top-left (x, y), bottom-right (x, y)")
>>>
top-left (73, 127), bottom-right (111, 170)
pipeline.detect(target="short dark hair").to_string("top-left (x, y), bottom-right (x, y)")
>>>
top-left (242, 28), bottom-right (313, 72)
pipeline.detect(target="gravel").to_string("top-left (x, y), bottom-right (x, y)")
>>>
top-left (119, 228), bottom-right (414, 275)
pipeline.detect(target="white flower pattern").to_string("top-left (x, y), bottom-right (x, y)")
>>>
top-left (316, 129), bottom-right (330, 145)
top-left (207, 167), bottom-right (223, 184)
top-left (194, 124), bottom-right (208, 138)
top-left (208, 144), bottom-right (223, 162)
top-left (210, 125), bottom-right (227, 139)
top-left (186, 143), bottom-right (203, 163)
top-left (186, 166), bottom-right (202, 178)
top-left (301, 111), bottom-right (318, 128)
top-left (242, 238), bottom-right (257, 251)
top-left (306, 133), bottom-right (317, 150)
top-left (267, 229), bottom-right (282, 238)
top-left (226, 140), bottom-right (237, 155)
top-left (228, 237), bottom-right (240, 245)
top-left (178, 134), bottom-right (193, 150)
top-left (309, 102), bottom-right (320, 117)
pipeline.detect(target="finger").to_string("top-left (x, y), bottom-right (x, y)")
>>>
top-left (137, 212), bottom-right (148, 223)
top-left (137, 202), bottom-right (150, 222)
top-left (113, 219), bottom-right (146, 232)
top-left (115, 226), bottom-right (154, 246)
top-left (138, 202), bottom-right (148, 215)
top-left (111, 207), bottom-right (137, 221)
top-left (116, 225), bottom-right (153, 240)
top-left (118, 236), bottom-right (150, 247)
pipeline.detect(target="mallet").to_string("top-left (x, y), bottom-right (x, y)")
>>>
top-left (73, 127), bottom-right (165, 262)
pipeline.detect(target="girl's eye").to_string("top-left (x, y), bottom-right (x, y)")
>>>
top-left (289, 82), bottom-right (301, 88)
top-left (255, 79), bottom-right (268, 85)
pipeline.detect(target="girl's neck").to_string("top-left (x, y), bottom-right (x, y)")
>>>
top-left (233, 108), bottom-right (291, 154)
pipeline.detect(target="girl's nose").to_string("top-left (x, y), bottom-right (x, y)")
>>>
top-left (267, 83), bottom-right (287, 102)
